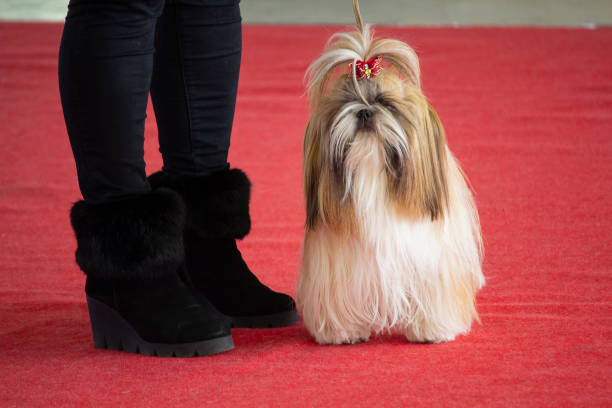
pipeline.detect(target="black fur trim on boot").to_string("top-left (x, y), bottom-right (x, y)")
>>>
top-left (149, 169), bottom-right (299, 328)
top-left (148, 169), bottom-right (251, 239)
top-left (70, 189), bottom-right (233, 357)
top-left (70, 188), bottom-right (186, 280)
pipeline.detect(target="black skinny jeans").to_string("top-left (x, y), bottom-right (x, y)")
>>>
top-left (59, 0), bottom-right (242, 204)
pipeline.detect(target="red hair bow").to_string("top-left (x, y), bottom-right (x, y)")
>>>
top-left (351, 56), bottom-right (383, 80)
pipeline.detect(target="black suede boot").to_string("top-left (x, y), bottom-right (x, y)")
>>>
top-left (148, 169), bottom-right (299, 328)
top-left (70, 188), bottom-right (234, 357)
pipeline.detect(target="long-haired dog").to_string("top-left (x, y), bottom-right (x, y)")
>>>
top-left (297, 0), bottom-right (484, 344)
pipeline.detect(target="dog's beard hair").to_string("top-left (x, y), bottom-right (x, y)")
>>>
top-left (328, 100), bottom-right (410, 206)
top-left (298, 24), bottom-right (484, 345)
top-left (329, 102), bottom-right (410, 207)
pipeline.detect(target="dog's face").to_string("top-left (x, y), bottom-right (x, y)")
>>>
top-left (304, 31), bottom-right (450, 231)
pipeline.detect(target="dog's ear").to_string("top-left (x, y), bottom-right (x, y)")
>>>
top-left (304, 117), bottom-right (349, 230)
top-left (303, 118), bottom-right (322, 229)
top-left (423, 104), bottom-right (449, 219)
top-left (407, 103), bottom-right (449, 220)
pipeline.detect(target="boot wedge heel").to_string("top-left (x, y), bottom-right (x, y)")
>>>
top-left (87, 296), bottom-right (234, 357)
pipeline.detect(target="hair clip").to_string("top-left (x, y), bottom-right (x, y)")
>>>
top-left (350, 56), bottom-right (383, 80)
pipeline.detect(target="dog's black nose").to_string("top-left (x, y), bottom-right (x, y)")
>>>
top-left (357, 109), bottom-right (372, 124)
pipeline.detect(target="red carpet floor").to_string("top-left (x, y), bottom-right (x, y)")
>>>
top-left (1, 22), bottom-right (611, 407)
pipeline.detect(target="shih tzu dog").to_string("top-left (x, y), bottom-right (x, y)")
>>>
top-left (297, 0), bottom-right (484, 344)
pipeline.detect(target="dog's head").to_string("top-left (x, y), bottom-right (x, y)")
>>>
top-left (303, 25), bottom-right (450, 230)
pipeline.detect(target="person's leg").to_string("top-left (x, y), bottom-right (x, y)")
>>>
top-left (148, 0), bottom-right (298, 327)
top-left (58, 0), bottom-right (160, 203)
top-left (58, 0), bottom-right (233, 356)
top-left (151, 0), bottom-right (241, 176)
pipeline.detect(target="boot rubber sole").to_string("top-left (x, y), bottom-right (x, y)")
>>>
top-left (86, 296), bottom-right (234, 357)
top-left (228, 309), bottom-right (300, 328)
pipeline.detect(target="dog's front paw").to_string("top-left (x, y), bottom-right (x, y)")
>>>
top-left (311, 327), bottom-right (371, 345)
top-left (403, 325), bottom-right (461, 344)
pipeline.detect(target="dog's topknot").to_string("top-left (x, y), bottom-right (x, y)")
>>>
top-left (305, 0), bottom-right (421, 109)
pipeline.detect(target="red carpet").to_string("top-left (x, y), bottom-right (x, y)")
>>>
top-left (1, 22), bottom-right (611, 406)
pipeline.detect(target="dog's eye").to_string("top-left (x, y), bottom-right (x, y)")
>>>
top-left (376, 96), bottom-right (394, 110)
